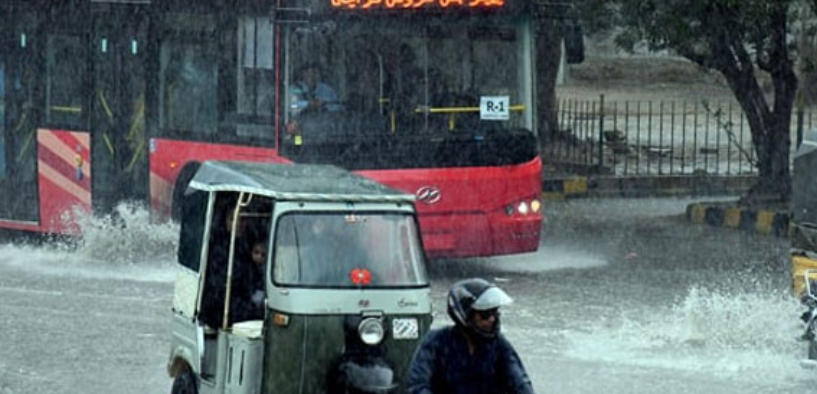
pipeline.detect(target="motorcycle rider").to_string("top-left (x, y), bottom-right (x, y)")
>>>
top-left (407, 278), bottom-right (536, 394)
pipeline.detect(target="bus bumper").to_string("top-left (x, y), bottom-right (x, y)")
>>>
top-left (420, 213), bottom-right (541, 259)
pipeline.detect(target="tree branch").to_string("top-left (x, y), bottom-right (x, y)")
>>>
top-left (756, 37), bottom-right (773, 72)
top-left (676, 45), bottom-right (708, 67)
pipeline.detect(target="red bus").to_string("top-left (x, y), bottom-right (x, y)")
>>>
top-left (0, 0), bottom-right (542, 258)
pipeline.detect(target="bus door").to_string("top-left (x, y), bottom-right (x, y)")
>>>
top-left (0, 5), bottom-right (40, 223)
top-left (90, 4), bottom-right (151, 213)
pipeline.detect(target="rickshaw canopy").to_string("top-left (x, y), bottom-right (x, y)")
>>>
top-left (187, 161), bottom-right (416, 203)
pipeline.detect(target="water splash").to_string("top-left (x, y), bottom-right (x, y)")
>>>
top-left (0, 202), bottom-right (178, 282)
top-left (565, 285), bottom-right (810, 384)
top-left (69, 201), bottom-right (179, 266)
top-left (477, 245), bottom-right (608, 274)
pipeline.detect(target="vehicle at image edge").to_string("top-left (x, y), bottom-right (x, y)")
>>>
top-left (167, 161), bottom-right (432, 394)
top-left (0, 0), bottom-right (586, 258)
top-left (790, 134), bottom-right (817, 365)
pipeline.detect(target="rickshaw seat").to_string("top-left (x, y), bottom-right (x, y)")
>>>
top-left (232, 320), bottom-right (264, 339)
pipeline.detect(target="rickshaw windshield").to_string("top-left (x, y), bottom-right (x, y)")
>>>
top-left (272, 212), bottom-right (428, 288)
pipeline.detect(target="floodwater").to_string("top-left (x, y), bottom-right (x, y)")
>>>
top-left (0, 198), bottom-right (813, 394)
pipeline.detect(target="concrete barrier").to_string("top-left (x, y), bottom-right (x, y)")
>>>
top-left (542, 177), bottom-right (588, 200)
top-left (542, 175), bottom-right (756, 200)
top-left (541, 174), bottom-right (788, 237)
top-left (685, 202), bottom-right (790, 237)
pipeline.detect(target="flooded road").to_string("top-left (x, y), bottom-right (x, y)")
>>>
top-left (464, 198), bottom-right (805, 394)
top-left (0, 198), bottom-right (810, 394)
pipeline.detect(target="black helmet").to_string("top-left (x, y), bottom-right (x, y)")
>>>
top-left (447, 278), bottom-right (513, 339)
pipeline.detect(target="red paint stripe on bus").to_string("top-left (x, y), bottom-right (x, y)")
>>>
top-left (37, 144), bottom-right (91, 193)
top-left (38, 160), bottom-right (91, 206)
top-left (38, 129), bottom-right (93, 179)
top-left (52, 128), bottom-right (91, 153)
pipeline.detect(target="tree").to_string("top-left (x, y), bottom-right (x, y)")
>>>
top-left (534, 2), bottom-right (585, 154)
top-left (535, 17), bottom-right (565, 152)
top-left (579, 0), bottom-right (800, 202)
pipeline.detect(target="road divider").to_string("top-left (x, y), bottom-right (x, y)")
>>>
top-left (542, 177), bottom-right (588, 200)
top-left (685, 202), bottom-right (789, 237)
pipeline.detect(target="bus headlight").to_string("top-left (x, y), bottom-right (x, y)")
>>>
top-left (531, 199), bottom-right (541, 213)
top-left (358, 318), bottom-right (385, 345)
top-left (505, 198), bottom-right (542, 216)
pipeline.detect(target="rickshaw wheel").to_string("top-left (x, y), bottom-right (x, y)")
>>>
top-left (171, 366), bottom-right (198, 394)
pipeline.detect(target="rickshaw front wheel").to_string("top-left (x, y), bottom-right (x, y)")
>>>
top-left (171, 366), bottom-right (198, 394)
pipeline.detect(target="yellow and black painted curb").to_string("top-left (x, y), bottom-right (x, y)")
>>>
top-left (542, 177), bottom-right (588, 200)
top-left (685, 203), bottom-right (790, 237)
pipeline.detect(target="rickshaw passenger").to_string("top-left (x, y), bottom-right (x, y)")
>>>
top-left (248, 241), bottom-right (267, 311)
top-left (200, 206), bottom-right (253, 328)
top-left (230, 239), bottom-right (267, 322)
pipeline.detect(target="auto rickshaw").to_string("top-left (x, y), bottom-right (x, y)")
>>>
top-left (167, 161), bottom-right (432, 394)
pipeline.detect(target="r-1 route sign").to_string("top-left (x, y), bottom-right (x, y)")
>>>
top-left (480, 96), bottom-right (510, 121)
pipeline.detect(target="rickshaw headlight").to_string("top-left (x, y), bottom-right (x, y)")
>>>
top-left (358, 318), bottom-right (385, 346)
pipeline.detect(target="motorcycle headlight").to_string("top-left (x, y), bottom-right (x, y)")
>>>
top-left (358, 318), bottom-right (385, 345)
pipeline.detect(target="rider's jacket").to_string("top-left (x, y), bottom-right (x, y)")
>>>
top-left (407, 326), bottom-right (536, 394)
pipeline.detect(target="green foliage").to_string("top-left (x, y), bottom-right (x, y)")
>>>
top-left (577, 0), bottom-right (797, 65)
top-left (573, 0), bottom-right (618, 34)
top-left (572, 0), bottom-right (811, 195)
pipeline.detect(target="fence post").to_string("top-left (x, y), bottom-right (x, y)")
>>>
top-left (598, 94), bottom-right (605, 171)
top-left (797, 91), bottom-right (805, 148)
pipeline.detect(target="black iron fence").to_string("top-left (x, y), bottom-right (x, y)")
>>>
top-left (550, 95), bottom-right (816, 176)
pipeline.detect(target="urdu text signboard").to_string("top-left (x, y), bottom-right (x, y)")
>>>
top-left (330, 0), bottom-right (504, 10)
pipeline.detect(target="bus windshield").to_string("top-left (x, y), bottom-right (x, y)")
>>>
top-left (273, 213), bottom-right (428, 288)
top-left (281, 16), bottom-right (537, 170)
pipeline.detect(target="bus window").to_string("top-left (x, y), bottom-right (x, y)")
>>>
top-left (1, 8), bottom-right (39, 222)
top-left (427, 25), bottom-right (525, 129)
top-left (159, 11), bottom-right (221, 135)
top-left (46, 34), bottom-right (85, 127)
top-left (156, 11), bottom-right (275, 145)
top-left (236, 16), bottom-right (275, 141)
top-left (284, 20), bottom-right (529, 132)
top-left (239, 17), bottom-right (274, 118)
top-left (281, 17), bottom-right (537, 169)
top-left (0, 62), bottom-right (6, 180)
top-left (159, 41), bottom-right (219, 134)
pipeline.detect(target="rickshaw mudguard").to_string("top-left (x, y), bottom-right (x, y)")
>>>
top-left (167, 313), bottom-right (203, 377)
top-left (167, 345), bottom-right (198, 377)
